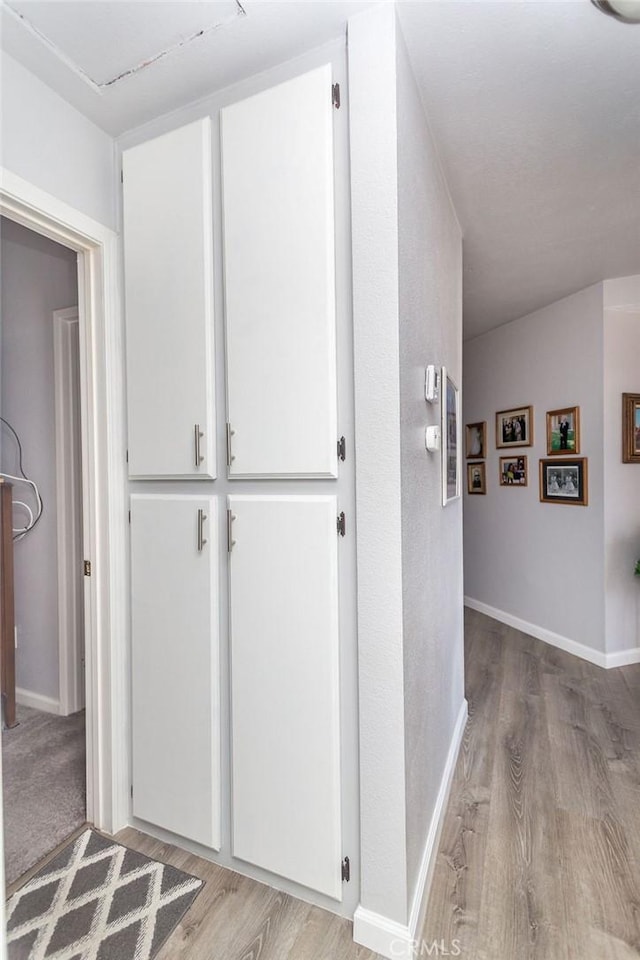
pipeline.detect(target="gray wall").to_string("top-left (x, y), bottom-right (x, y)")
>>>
top-left (396, 25), bottom-right (465, 907)
top-left (0, 53), bottom-right (116, 229)
top-left (463, 283), bottom-right (606, 653)
top-left (349, 2), bottom-right (465, 931)
top-left (603, 276), bottom-right (640, 656)
top-left (1, 217), bottom-right (78, 700)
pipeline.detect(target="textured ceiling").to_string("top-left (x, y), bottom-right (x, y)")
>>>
top-left (2, 0), bottom-right (638, 336)
top-left (397, 0), bottom-right (640, 338)
top-left (0, 0), bottom-right (368, 135)
top-left (5, 1), bottom-right (244, 87)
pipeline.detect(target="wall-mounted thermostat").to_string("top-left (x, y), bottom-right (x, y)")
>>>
top-left (425, 365), bottom-right (440, 404)
top-left (425, 425), bottom-right (441, 453)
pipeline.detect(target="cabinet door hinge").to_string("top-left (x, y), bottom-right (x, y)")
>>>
top-left (341, 856), bottom-right (350, 882)
top-left (130, 784), bottom-right (133, 799)
top-left (128, 510), bottom-right (131, 524)
top-left (337, 512), bottom-right (346, 537)
top-left (337, 436), bottom-right (346, 462)
top-left (125, 449), bottom-right (129, 463)
top-left (332, 83), bottom-right (341, 110)
top-left (84, 560), bottom-right (92, 577)
top-left (121, 170), bottom-right (124, 184)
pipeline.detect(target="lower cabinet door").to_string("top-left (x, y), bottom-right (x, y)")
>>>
top-left (228, 495), bottom-right (342, 900)
top-left (130, 494), bottom-right (220, 849)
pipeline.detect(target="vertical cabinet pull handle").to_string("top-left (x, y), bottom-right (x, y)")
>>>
top-left (226, 423), bottom-right (236, 468)
top-left (194, 424), bottom-right (204, 467)
top-left (227, 509), bottom-right (236, 552)
top-left (197, 508), bottom-right (207, 552)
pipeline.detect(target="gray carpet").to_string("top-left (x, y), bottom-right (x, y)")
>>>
top-left (6, 828), bottom-right (203, 960)
top-left (2, 704), bottom-right (86, 884)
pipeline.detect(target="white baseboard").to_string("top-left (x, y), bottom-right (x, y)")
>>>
top-left (464, 597), bottom-right (640, 669)
top-left (353, 698), bottom-right (468, 960)
top-left (16, 688), bottom-right (61, 715)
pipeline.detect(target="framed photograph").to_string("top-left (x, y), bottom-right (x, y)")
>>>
top-left (496, 406), bottom-right (533, 448)
top-left (546, 406), bottom-right (580, 455)
top-left (499, 455), bottom-right (528, 486)
top-left (465, 421), bottom-right (486, 460)
top-left (442, 367), bottom-right (460, 505)
top-left (539, 458), bottom-right (588, 506)
top-left (622, 393), bottom-right (640, 463)
top-left (467, 462), bottom-right (486, 494)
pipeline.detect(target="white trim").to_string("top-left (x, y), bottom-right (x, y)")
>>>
top-left (600, 646), bottom-right (640, 668)
top-left (16, 688), bottom-right (61, 716)
top-left (353, 698), bottom-right (468, 960)
top-left (53, 308), bottom-right (84, 717)
top-left (1, 168), bottom-right (129, 836)
top-left (464, 597), bottom-right (640, 669)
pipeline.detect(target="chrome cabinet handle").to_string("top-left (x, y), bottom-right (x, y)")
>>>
top-left (194, 424), bottom-right (204, 467)
top-left (197, 508), bottom-right (207, 552)
top-left (227, 509), bottom-right (236, 553)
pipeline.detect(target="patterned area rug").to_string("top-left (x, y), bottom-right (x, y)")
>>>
top-left (6, 829), bottom-right (203, 960)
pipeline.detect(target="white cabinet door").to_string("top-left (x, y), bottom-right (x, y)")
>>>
top-left (123, 119), bottom-right (215, 479)
top-left (228, 495), bottom-right (342, 899)
top-left (130, 494), bottom-right (220, 849)
top-left (221, 65), bottom-right (338, 478)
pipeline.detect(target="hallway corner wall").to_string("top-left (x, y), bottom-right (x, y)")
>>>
top-left (603, 275), bottom-right (640, 657)
top-left (463, 283), bottom-right (607, 656)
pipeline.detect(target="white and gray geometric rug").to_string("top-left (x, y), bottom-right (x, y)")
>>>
top-left (7, 829), bottom-right (203, 960)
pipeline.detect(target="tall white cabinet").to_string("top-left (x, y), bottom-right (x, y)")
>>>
top-left (221, 64), bottom-right (338, 478)
top-left (130, 495), bottom-right (220, 849)
top-left (123, 119), bottom-right (215, 479)
top-left (123, 61), bottom-right (351, 913)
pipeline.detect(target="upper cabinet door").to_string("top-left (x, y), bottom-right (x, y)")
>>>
top-left (221, 65), bottom-right (338, 478)
top-left (123, 119), bottom-right (215, 479)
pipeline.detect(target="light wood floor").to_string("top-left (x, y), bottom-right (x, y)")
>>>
top-left (115, 609), bottom-right (640, 960)
top-left (423, 609), bottom-right (640, 960)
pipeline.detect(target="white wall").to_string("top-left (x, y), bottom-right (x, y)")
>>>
top-left (463, 283), bottom-right (606, 654)
top-left (396, 25), bottom-right (465, 909)
top-left (603, 276), bottom-right (640, 656)
top-left (0, 53), bottom-right (116, 229)
top-left (1, 216), bottom-right (78, 702)
top-left (349, 4), bottom-right (465, 951)
top-left (348, 2), bottom-right (408, 929)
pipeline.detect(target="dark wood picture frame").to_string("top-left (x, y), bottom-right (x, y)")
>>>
top-left (622, 393), bottom-right (640, 463)
top-left (546, 406), bottom-right (580, 456)
top-left (499, 455), bottom-right (528, 486)
top-left (495, 406), bottom-right (533, 448)
top-left (539, 457), bottom-right (588, 506)
top-left (465, 421), bottom-right (486, 460)
top-left (467, 462), bottom-right (486, 495)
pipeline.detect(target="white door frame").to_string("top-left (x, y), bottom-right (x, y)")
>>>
top-left (1, 168), bottom-right (128, 835)
top-left (53, 307), bottom-right (84, 717)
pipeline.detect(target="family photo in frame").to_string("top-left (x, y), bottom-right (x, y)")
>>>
top-left (546, 406), bottom-right (580, 455)
top-left (539, 458), bottom-right (588, 506)
top-left (467, 462), bottom-right (486, 494)
top-left (465, 421), bottom-right (486, 460)
top-left (499, 455), bottom-right (528, 486)
top-left (496, 406), bottom-right (533, 448)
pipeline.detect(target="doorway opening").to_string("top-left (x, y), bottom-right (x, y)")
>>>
top-left (1, 217), bottom-right (86, 885)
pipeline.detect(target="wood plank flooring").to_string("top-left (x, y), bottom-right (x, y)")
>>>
top-left (113, 609), bottom-right (640, 960)
top-left (422, 608), bottom-right (640, 960)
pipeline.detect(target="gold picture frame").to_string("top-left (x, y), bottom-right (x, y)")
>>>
top-left (546, 406), bottom-right (580, 456)
top-left (622, 393), bottom-right (640, 463)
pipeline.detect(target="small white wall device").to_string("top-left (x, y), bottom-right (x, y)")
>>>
top-left (425, 425), bottom-right (441, 453)
top-left (425, 365), bottom-right (440, 404)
